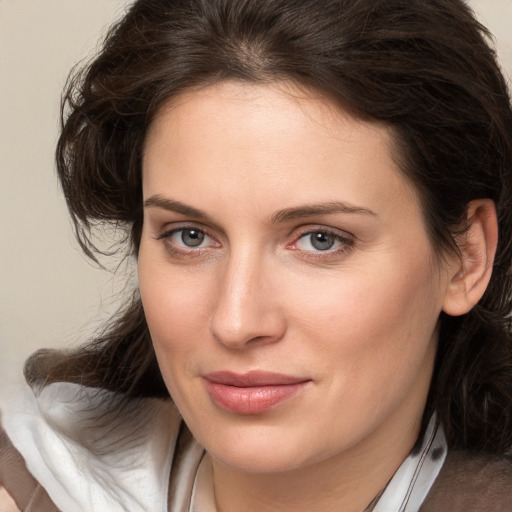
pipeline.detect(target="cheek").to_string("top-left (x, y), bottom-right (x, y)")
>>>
top-left (137, 249), bottom-right (223, 395)
top-left (286, 249), bottom-right (442, 388)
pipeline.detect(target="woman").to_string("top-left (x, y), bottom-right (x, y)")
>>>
top-left (1, 0), bottom-right (512, 510)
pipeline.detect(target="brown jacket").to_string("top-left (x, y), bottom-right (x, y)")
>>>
top-left (1, 427), bottom-right (512, 512)
top-left (419, 450), bottom-right (512, 511)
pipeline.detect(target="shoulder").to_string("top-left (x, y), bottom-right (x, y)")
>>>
top-left (0, 423), bottom-right (58, 512)
top-left (421, 449), bottom-right (512, 511)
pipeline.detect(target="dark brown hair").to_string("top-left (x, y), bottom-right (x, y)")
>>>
top-left (26, 0), bottom-right (512, 453)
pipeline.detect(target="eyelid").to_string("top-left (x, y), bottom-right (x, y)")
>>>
top-left (289, 224), bottom-right (354, 242)
top-left (155, 223), bottom-right (221, 251)
top-left (287, 225), bottom-right (355, 253)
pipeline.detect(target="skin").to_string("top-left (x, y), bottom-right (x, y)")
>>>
top-left (138, 81), bottom-right (457, 512)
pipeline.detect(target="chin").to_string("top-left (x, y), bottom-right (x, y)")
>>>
top-left (190, 417), bottom-right (337, 475)
top-left (208, 440), bottom-right (312, 474)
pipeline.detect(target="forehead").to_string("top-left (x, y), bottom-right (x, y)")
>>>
top-left (142, 81), bottom-right (418, 220)
top-left (144, 80), bottom-right (394, 160)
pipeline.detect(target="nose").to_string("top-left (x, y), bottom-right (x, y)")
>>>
top-left (210, 251), bottom-right (287, 349)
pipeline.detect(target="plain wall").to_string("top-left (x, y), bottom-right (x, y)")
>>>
top-left (0, 1), bottom-right (130, 390)
top-left (1, 0), bottom-right (512, 390)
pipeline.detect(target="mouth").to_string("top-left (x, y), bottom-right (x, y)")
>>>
top-left (202, 371), bottom-right (312, 414)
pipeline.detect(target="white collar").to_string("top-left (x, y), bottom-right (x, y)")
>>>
top-left (372, 415), bottom-right (446, 511)
top-left (2, 382), bottom-right (179, 512)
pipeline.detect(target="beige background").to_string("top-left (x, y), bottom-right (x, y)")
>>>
top-left (1, 1), bottom-right (512, 390)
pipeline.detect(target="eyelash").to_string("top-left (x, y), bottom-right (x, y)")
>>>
top-left (287, 227), bottom-right (355, 258)
top-left (155, 225), bottom-right (219, 257)
top-left (155, 225), bottom-right (355, 259)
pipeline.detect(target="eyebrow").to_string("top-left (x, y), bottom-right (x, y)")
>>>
top-left (144, 195), bottom-right (213, 221)
top-left (143, 195), bottom-right (377, 223)
top-left (270, 201), bottom-right (377, 223)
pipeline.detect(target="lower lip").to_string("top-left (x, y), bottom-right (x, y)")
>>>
top-left (204, 380), bottom-right (310, 414)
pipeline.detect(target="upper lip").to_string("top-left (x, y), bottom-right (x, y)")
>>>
top-left (203, 370), bottom-right (310, 387)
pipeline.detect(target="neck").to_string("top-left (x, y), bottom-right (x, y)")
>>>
top-left (211, 412), bottom-right (422, 512)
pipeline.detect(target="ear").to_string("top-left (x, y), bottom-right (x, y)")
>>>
top-left (442, 199), bottom-right (498, 317)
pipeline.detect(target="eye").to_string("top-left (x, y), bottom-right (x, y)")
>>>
top-left (157, 226), bottom-right (219, 251)
top-left (291, 229), bottom-right (353, 253)
top-left (299, 232), bottom-right (338, 251)
top-left (174, 228), bottom-right (206, 247)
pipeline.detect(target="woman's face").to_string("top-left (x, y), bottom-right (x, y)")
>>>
top-left (138, 81), bottom-right (451, 474)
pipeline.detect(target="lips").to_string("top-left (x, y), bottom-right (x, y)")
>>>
top-left (202, 371), bottom-right (311, 414)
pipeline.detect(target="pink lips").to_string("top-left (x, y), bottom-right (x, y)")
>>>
top-left (202, 371), bottom-right (311, 414)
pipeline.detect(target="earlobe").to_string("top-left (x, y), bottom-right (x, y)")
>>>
top-left (442, 199), bottom-right (498, 317)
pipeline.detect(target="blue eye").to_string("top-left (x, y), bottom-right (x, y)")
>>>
top-left (157, 227), bottom-right (218, 251)
top-left (309, 232), bottom-right (337, 250)
top-left (176, 229), bottom-right (206, 247)
top-left (294, 230), bottom-right (350, 252)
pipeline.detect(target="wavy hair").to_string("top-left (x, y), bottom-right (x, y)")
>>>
top-left (26, 0), bottom-right (512, 453)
